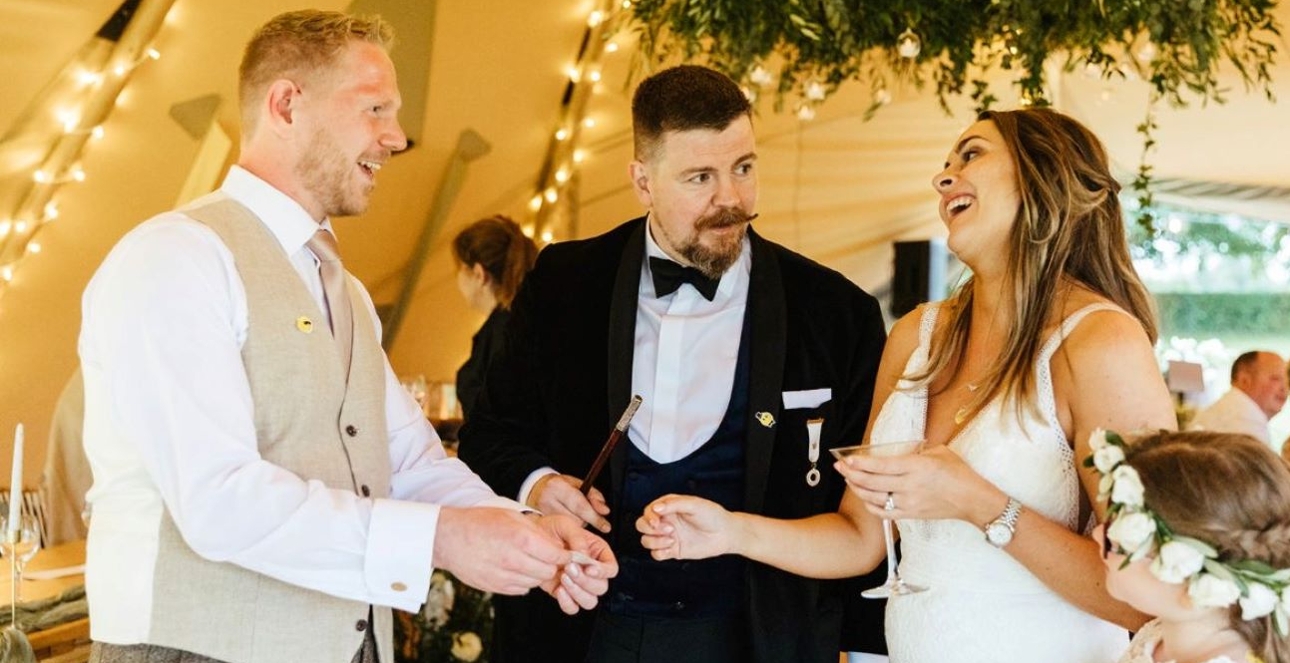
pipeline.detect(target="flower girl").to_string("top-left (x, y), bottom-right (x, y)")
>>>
top-left (1090, 429), bottom-right (1290, 663)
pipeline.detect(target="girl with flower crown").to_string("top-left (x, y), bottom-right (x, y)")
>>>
top-left (1093, 429), bottom-right (1290, 663)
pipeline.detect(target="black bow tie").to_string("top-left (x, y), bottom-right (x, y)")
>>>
top-left (649, 257), bottom-right (719, 301)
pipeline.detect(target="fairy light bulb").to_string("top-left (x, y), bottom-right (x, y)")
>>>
top-left (897, 28), bottom-right (922, 59)
top-left (44, 202), bottom-right (59, 221)
top-left (555, 167), bottom-right (571, 184)
top-left (529, 195), bottom-right (543, 212)
top-left (540, 229), bottom-right (554, 243)
top-left (27, 242), bottom-right (41, 255)
top-left (555, 128), bottom-right (570, 141)
top-left (544, 187), bottom-right (558, 203)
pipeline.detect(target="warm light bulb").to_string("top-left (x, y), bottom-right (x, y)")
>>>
top-left (582, 117), bottom-right (596, 129)
top-left (566, 65), bottom-right (581, 83)
top-left (146, 47), bottom-right (161, 60)
top-left (43, 202), bottom-right (59, 221)
top-left (521, 224), bottom-right (535, 238)
top-left (71, 167), bottom-right (87, 182)
top-left (113, 64), bottom-right (129, 77)
top-left (1, 267), bottom-right (13, 282)
top-left (587, 69), bottom-right (602, 83)
top-left (56, 109), bottom-right (79, 132)
top-left (75, 69), bottom-right (104, 86)
top-left (27, 242), bottom-right (41, 255)
top-left (0, 221), bottom-right (10, 238)
top-left (544, 187), bottom-right (558, 203)
top-left (14, 221), bottom-right (27, 234)
top-left (555, 128), bottom-right (570, 141)
top-left (605, 42), bottom-right (619, 53)
top-left (587, 10), bottom-right (604, 28)
top-left (573, 150), bottom-right (587, 164)
top-left (33, 170), bottom-right (50, 184)
top-left (90, 125), bottom-right (105, 140)
top-left (540, 230), bottom-right (554, 243)
top-left (796, 105), bottom-right (816, 121)
top-left (555, 167), bottom-right (571, 184)
top-left (529, 195), bottom-right (543, 212)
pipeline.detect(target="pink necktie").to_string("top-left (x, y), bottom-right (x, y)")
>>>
top-left (307, 229), bottom-right (353, 381)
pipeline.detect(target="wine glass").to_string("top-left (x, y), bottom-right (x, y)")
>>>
top-left (831, 440), bottom-right (927, 598)
top-left (0, 515), bottom-right (41, 605)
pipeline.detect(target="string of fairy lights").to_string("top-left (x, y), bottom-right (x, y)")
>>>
top-left (524, 0), bottom-right (633, 244)
top-left (0, 0), bottom-right (173, 302)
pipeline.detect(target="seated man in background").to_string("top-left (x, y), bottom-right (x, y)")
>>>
top-left (1190, 350), bottom-right (1287, 448)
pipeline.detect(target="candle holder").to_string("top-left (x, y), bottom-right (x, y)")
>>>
top-left (0, 527), bottom-right (35, 663)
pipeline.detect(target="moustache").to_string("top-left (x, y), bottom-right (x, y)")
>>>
top-left (696, 208), bottom-right (759, 230)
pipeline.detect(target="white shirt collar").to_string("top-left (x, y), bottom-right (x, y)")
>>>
top-left (642, 214), bottom-right (751, 301)
top-left (218, 165), bottom-right (334, 259)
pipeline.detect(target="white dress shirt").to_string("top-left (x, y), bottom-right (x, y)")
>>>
top-left (518, 219), bottom-right (750, 502)
top-left (80, 166), bottom-right (519, 641)
top-left (1189, 387), bottom-right (1272, 445)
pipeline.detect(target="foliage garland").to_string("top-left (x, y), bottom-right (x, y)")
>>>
top-left (625, 0), bottom-right (1283, 238)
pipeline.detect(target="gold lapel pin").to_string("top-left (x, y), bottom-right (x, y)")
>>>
top-left (755, 411), bottom-right (776, 428)
top-left (296, 316), bottom-right (314, 333)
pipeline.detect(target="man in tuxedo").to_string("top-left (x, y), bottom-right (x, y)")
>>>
top-left (458, 65), bottom-right (887, 663)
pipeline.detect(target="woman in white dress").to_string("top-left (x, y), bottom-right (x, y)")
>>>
top-left (636, 107), bottom-right (1177, 662)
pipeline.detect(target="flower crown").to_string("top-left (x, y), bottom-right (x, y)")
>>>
top-left (1087, 429), bottom-right (1290, 635)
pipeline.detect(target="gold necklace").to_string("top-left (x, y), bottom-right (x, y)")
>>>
top-left (955, 383), bottom-right (980, 425)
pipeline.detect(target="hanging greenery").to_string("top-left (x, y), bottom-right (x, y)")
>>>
top-left (624, 0), bottom-right (1282, 237)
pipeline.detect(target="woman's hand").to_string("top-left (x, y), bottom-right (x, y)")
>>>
top-left (636, 494), bottom-right (739, 561)
top-left (836, 445), bottom-right (1006, 525)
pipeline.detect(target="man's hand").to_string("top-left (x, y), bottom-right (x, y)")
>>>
top-left (528, 474), bottom-right (611, 533)
top-left (534, 514), bottom-right (619, 614)
top-left (432, 507), bottom-right (569, 595)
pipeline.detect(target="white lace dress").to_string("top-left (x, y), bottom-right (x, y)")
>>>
top-left (873, 303), bottom-right (1129, 663)
top-left (1117, 619), bottom-right (1240, 663)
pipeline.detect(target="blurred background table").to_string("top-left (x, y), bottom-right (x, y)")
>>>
top-left (0, 539), bottom-right (88, 661)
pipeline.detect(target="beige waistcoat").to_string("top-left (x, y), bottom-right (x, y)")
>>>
top-left (146, 196), bottom-right (394, 663)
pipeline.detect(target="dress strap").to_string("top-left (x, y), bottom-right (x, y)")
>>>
top-left (917, 302), bottom-right (940, 349)
top-left (1034, 303), bottom-right (1133, 431)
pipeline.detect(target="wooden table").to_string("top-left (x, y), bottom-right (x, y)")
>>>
top-left (0, 539), bottom-right (89, 661)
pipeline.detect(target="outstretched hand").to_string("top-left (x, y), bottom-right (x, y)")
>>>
top-left (636, 494), bottom-right (738, 561)
top-left (536, 514), bottom-right (619, 614)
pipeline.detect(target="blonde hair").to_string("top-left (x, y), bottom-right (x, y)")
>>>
top-left (238, 10), bottom-right (393, 133)
top-left (1127, 430), bottom-right (1290, 662)
top-left (915, 108), bottom-right (1157, 415)
top-left (452, 216), bottom-right (538, 309)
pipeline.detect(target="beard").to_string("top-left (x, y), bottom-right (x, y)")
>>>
top-left (675, 206), bottom-right (755, 279)
top-left (295, 127), bottom-right (375, 218)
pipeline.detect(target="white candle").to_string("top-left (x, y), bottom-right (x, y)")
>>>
top-left (7, 423), bottom-right (22, 533)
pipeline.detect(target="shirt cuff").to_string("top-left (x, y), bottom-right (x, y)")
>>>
top-left (365, 498), bottom-right (439, 612)
top-left (517, 467), bottom-right (560, 508)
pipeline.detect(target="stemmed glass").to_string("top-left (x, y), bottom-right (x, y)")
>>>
top-left (0, 515), bottom-right (41, 606)
top-left (831, 440), bottom-right (927, 598)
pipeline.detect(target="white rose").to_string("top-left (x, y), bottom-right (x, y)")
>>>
top-left (1241, 583), bottom-right (1280, 620)
top-left (1189, 573), bottom-right (1242, 608)
top-left (1106, 511), bottom-right (1156, 559)
top-left (1150, 541), bottom-right (1206, 584)
top-left (1110, 465), bottom-right (1146, 508)
top-left (451, 631), bottom-right (483, 662)
top-left (1097, 473), bottom-right (1114, 501)
top-left (1093, 444), bottom-right (1126, 474)
top-left (1088, 428), bottom-right (1109, 452)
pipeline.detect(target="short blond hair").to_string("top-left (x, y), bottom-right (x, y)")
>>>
top-left (238, 10), bottom-right (393, 132)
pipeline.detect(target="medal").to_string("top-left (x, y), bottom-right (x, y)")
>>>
top-left (805, 418), bottom-right (823, 487)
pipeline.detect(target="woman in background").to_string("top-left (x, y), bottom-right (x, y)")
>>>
top-left (452, 214), bottom-right (538, 419)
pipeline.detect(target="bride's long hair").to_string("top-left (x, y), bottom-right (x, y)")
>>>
top-left (909, 108), bottom-right (1156, 417)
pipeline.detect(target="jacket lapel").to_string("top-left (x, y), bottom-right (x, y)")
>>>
top-left (606, 218), bottom-right (646, 496)
top-left (744, 230), bottom-right (786, 514)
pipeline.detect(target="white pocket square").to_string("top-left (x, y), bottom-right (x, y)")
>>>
top-left (782, 388), bottom-right (832, 409)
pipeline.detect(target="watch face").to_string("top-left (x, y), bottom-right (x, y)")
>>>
top-left (986, 522), bottom-right (1013, 546)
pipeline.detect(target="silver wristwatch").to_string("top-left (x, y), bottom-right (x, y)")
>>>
top-left (984, 497), bottom-right (1023, 548)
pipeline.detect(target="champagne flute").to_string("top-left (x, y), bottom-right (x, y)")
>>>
top-left (831, 439), bottom-right (927, 598)
top-left (0, 515), bottom-right (41, 605)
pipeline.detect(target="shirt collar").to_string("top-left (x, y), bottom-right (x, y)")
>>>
top-left (642, 214), bottom-right (751, 300)
top-left (219, 165), bottom-right (334, 258)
